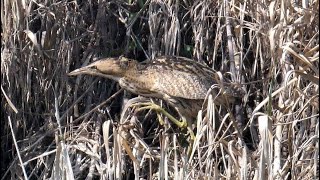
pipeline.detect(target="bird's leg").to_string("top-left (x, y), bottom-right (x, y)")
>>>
top-left (131, 102), bottom-right (196, 140)
top-left (181, 116), bottom-right (196, 140)
top-left (132, 102), bottom-right (187, 128)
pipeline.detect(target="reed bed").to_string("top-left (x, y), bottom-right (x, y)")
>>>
top-left (1, 0), bottom-right (318, 179)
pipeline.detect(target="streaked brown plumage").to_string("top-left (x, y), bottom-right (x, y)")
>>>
top-left (69, 56), bottom-right (238, 124)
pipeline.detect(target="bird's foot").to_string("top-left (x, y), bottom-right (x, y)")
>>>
top-left (131, 102), bottom-right (196, 141)
top-left (131, 102), bottom-right (187, 129)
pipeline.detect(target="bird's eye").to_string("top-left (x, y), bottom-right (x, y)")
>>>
top-left (119, 59), bottom-right (129, 68)
top-left (90, 66), bottom-right (98, 70)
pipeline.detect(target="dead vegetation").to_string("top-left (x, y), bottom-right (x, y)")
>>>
top-left (1, 0), bottom-right (319, 179)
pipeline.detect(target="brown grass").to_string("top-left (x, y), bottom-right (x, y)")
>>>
top-left (1, 0), bottom-right (319, 179)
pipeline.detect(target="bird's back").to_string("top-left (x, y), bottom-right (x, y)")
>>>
top-left (135, 56), bottom-right (220, 100)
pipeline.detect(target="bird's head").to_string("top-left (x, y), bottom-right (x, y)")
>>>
top-left (68, 57), bottom-right (136, 81)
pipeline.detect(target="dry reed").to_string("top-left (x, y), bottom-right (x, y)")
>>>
top-left (1, 0), bottom-right (318, 179)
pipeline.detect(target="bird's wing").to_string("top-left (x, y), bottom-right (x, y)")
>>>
top-left (150, 69), bottom-right (215, 100)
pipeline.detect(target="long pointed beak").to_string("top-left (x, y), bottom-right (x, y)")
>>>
top-left (68, 67), bottom-right (89, 76)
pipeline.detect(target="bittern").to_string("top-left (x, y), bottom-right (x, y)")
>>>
top-left (68, 56), bottom-right (238, 128)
